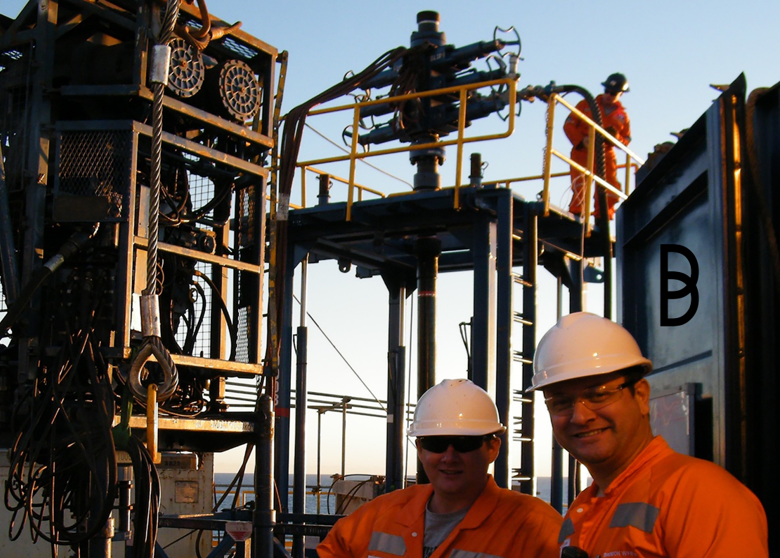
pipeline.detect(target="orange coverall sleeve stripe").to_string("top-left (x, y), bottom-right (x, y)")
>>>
top-left (318, 476), bottom-right (562, 558)
top-left (559, 436), bottom-right (768, 557)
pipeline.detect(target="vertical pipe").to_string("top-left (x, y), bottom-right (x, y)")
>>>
top-left (292, 325), bottom-right (308, 558)
top-left (117, 466), bottom-right (132, 535)
top-left (568, 258), bottom-right (584, 504)
top-left (88, 454), bottom-right (114, 558)
top-left (471, 216), bottom-right (496, 390)
top-left (469, 153), bottom-right (483, 188)
top-left (550, 274), bottom-right (564, 513)
top-left (519, 205), bottom-right (537, 496)
top-left (495, 191), bottom-right (513, 488)
top-left (415, 237), bottom-right (440, 483)
top-left (274, 254), bottom-right (296, 512)
top-left (341, 398), bottom-right (348, 477)
top-left (317, 174), bottom-right (330, 206)
top-left (317, 410), bottom-right (323, 514)
top-left (254, 395), bottom-right (276, 558)
top-left (551, 439), bottom-right (564, 513)
top-left (292, 259), bottom-right (308, 558)
top-left (384, 274), bottom-right (406, 492)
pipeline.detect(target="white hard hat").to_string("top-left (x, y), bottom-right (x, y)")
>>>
top-left (529, 312), bottom-right (652, 391)
top-left (408, 379), bottom-right (506, 437)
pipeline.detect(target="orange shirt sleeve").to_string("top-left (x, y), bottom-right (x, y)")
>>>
top-left (563, 99), bottom-right (592, 149)
top-left (661, 461), bottom-right (768, 557)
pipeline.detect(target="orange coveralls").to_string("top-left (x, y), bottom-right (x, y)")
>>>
top-left (558, 436), bottom-right (769, 557)
top-left (563, 94), bottom-right (631, 219)
top-left (317, 475), bottom-right (562, 558)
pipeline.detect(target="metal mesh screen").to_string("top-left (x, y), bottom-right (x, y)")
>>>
top-left (234, 183), bottom-right (260, 363)
top-left (221, 37), bottom-right (259, 62)
top-left (57, 129), bottom-right (132, 218)
top-left (235, 307), bottom-right (249, 363)
top-left (172, 173), bottom-right (214, 358)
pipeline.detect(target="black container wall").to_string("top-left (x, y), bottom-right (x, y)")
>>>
top-left (617, 75), bottom-right (777, 554)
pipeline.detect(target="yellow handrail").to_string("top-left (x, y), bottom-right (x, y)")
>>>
top-left (300, 165), bottom-right (387, 208)
top-left (541, 93), bottom-right (646, 234)
top-left (297, 77), bottom-right (517, 219)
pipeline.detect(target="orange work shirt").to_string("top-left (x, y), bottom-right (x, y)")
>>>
top-left (559, 436), bottom-right (769, 557)
top-left (317, 475), bottom-right (562, 558)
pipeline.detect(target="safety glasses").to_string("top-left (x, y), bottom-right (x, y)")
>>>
top-left (544, 379), bottom-right (638, 417)
top-left (417, 435), bottom-right (493, 454)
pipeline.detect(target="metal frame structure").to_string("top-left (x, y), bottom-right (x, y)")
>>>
top-left (275, 181), bottom-right (610, 552)
top-left (1, 1), bottom-right (278, 556)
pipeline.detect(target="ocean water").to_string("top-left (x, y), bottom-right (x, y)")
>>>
top-left (214, 473), bottom-right (556, 515)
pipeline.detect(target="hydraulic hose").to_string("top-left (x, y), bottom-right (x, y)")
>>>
top-left (530, 82), bottom-right (613, 317)
top-left (548, 84), bottom-right (608, 186)
top-left (0, 228), bottom-right (96, 335)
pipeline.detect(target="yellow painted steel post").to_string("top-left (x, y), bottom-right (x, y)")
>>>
top-left (542, 94), bottom-right (557, 216)
top-left (454, 87), bottom-right (468, 209)
top-left (347, 105), bottom-right (361, 221)
top-left (624, 153), bottom-right (631, 196)
top-left (147, 384), bottom-right (161, 464)
top-left (301, 166), bottom-right (307, 208)
top-left (583, 126), bottom-right (596, 236)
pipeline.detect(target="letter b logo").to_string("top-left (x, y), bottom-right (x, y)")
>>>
top-left (660, 245), bottom-right (699, 326)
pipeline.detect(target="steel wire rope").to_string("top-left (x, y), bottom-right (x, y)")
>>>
top-left (303, 122), bottom-right (413, 188)
top-left (292, 294), bottom-right (384, 411)
top-left (126, 0), bottom-right (181, 404)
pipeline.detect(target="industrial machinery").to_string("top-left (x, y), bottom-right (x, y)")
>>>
top-left (2, 1), bottom-right (777, 557)
top-left (0, 0), bottom-right (276, 555)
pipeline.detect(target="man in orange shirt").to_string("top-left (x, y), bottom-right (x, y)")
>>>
top-left (530, 312), bottom-right (768, 558)
top-left (317, 379), bottom-right (562, 558)
top-left (563, 73), bottom-right (631, 219)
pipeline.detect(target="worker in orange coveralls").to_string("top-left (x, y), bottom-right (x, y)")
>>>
top-left (317, 379), bottom-right (562, 558)
top-left (563, 73), bottom-right (631, 219)
top-left (530, 312), bottom-right (769, 558)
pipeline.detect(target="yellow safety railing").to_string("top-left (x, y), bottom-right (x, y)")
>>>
top-left (297, 77), bottom-right (518, 220)
top-left (540, 93), bottom-right (645, 234)
top-left (298, 165), bottom-right (386, 209)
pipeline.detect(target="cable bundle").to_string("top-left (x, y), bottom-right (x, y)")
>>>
top-left (4, 289), bottom-right (117, 548)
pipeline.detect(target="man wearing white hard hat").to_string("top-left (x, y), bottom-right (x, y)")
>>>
top-left (318, 378), bottom-right (562, 558)
top-left (531, 312), bottom-right (768, 557)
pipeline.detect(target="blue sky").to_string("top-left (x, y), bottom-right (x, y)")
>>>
top-left (4, 0), bottom-right (780, 478)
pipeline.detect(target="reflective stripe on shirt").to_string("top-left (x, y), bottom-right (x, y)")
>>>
top-left (558, 517), bottom-right (575, 543)
top-left (609, 502), bottom-right (660, 533)
top-left (368, 532), bottom-right (406, 555)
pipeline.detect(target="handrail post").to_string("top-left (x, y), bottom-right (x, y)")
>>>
top-left (584, 126), bottom-right (596, 237)
top-left (347, 105), bottom-right (361, 221)
top-left (542, 94), bottom-right (557, 216)
top-left (301, 166), bottom-right (307, 208)
top-left (454, 87), bottom-right (468, 209)
top-left (624, 152), bottom-right (631, 196)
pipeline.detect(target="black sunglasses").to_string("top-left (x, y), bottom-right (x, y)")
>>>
top-left (417, 435), bottom-right (494, 454)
